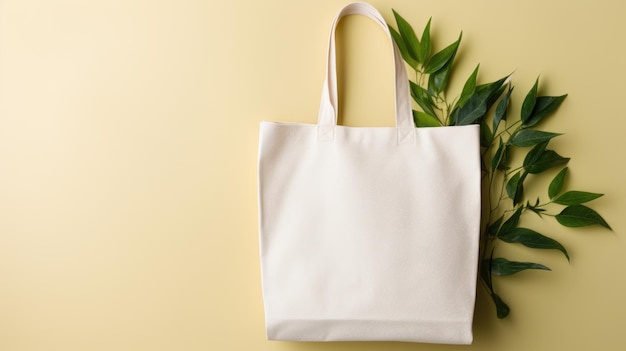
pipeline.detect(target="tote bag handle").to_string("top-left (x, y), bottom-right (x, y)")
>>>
top-left (317, 2), bottom-right (413, 129)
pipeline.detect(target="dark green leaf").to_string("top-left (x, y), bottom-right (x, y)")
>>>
top-left (510, 130), bottom-right (561, 147)
top-left (506, 171), bottom-right (526, 205)
top-left (523, 95), bottom-right (568, 128)
top-left (549, 167), bottom-right (568, 199)
top-left (389, 26), bottom-right (419, 69)
top-left (493, 85), bottom-right (513, 131)
top-left (454, 75), bottom-right (509, 126)
top-left (506, 172), bottom-right (521, 200)
top-left (490, 293), bottom-right (510, 319)
top-left (556, 205), bottom-right (611, 229)
top-left (454, 92), bottom-right (488, 125)
top-left (491, 257), bottom-right (551, 276)
top-left (480, 248), bottom-right (495, 289)
top-left (391, 10), bottom-right (422, 63)
top-left (428, 58), bottom-right (454, 94)
top-left (480, 120), bottom-right (493, 147)
top-left (553, 191), bottom-right (603, 205)
top-left (491, 138), bottom-right (504, 171)
top-left (424, 33), bottom-right (462, 74)
top-left (499, 228), bottom-right (570, 260)
top-left (523, 141), bottom-right (549, 168)
top-left (521, 78), bottom-right (539, 124)
top-left (525, 150), bottom-right (570, 174)
top-left (498, 207), bottom-right (523, 236)
top-left (475, 75), bottom-right (510, 102)
top-left (413, 110), bottom-right (442, 127)
top-left (523, 142), bottom-right (569, 174)
top-left (497, 142), bottom-right (510, 171)
top-left (409, 81), bottom-right (437, 116)
top-left (419, 18), bottom-right (432, 64)
top-left (486, 215), bottom-right (504, 237)
top-left (458, 64), bottom-right (479, 108)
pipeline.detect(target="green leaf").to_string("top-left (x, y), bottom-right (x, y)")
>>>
top-left (549, 167), bottom-right (568, 199)
top-left (499, 228), bottom-right (570, 260)
top-left (391, 10), bottom-right (422, 63)
top-left (409, 81), bottom-right (437, 117)
top-left (454, 75), bottom-right (509, 126)
top-left (424, 33), bottom-right (462, 74)
top-left (458, 64), bottom-right (479, 108)
top-left (523, 95), bottom-right (568, 128)
top-left (553, 191), bottom-right (603, 205)
top-left (523, 142), bottom-right (569, 174)
top-left (525, 150), bottom-right (570, 174)
top-left (490, 293), bottom-right (510, 319)
top-left (510, 130), bottom-right (561, 147)
top-left (480, 119), bottom-right (493, 147)
top-left (556, 205), bottom-right (611, 229)
top-left (454, 92), bottom-right (488, 125)
top-left (486, 215), bottom-right (504, 237)
top-left (521, 78), bottom-right (539, 124)
top-left (389, 26), bottom-right (419, 69)
top-left (491, 257), bottom-right (551, 276)
top-left (480, 248), bottom-right (495, 289)
top-left (413, 110), bottom-right (442, 127)
top-left (523, 141), bottom-right (548, 168)
top-left (506, 171), bottom-right (527, 205)
top-left (498, 207), bottom-right (523, 236)
top-left (419, 18), bottom-right (432, 64)
top-left (491, 138), bottom-right (504, 171)
top-left (493, 85), bottom-right (513, 131)
top-left (428, 58), bottom-right (453, 94)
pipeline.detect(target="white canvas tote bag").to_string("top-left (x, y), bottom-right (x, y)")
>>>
top-left (258, 2), bottom-right (481, 344)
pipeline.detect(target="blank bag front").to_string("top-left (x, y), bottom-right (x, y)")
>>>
top-left (257, 2), bottom-right (481, 345)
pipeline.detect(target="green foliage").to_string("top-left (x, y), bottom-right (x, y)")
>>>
top-left (390, 10), bottom-right (611, 319)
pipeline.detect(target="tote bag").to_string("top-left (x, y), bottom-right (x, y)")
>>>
top-left (258, 2), bottom-right (481, 345)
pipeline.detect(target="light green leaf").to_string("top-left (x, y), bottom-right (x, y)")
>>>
top-left (419, 18), bottom-right (432, 64)
top-left (409, 81), bottom-right (437, 117)
top-left (413, 110), bottom-right (442, 127)
top-left (556, 205), bottom-right (611, 229)
top-left (424, 33), bottom-right (462, 74)
top-left (510, 130), bottom-right (561, 147)
top-left (498, 228), bottom-right (570, 261)
top-left (491, 257), bottom-right (551, 276)
top-left (521, 78), bottom-right (539, 124)
top-left (389, 26), bottom-right (419, 69)
top-left (523, 95), bottom-right (568, 128)
top-left (549, 167), bottom-right (568, 199)
top-left (391, 10), bottom-right (422, 62)
top-left (553, 191), bottom-right (603, 205)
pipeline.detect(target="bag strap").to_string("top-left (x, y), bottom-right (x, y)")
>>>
top-left (317, 2), bottom-right (413, 129)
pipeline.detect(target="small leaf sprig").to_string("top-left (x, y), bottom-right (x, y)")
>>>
top-left (389, 9), bottom-right (611, 319)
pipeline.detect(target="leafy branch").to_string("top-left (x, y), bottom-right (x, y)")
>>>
top-left (390, 10), bottom-right (611, 318)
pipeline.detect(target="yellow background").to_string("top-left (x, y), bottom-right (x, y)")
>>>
top-left (1, 0), bottom-right (624, 350)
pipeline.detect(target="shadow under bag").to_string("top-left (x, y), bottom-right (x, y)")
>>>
top-left (257, 2), bottom-right (481, 344)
